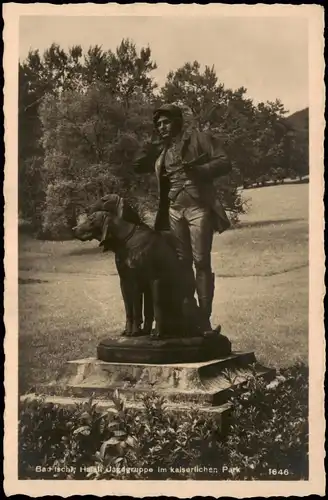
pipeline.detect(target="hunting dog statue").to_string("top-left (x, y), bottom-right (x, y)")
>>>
top-left (73, 194), bottom-right (201, 338)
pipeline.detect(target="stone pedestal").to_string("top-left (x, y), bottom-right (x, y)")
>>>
top-left (26, 332), bottom-right (276, 425)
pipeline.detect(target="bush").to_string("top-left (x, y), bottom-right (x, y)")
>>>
top-left (19, 363), bottom-right (308, 480)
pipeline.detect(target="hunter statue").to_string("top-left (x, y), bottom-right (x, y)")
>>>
top-left (133, 104), bottom-right (232, 332)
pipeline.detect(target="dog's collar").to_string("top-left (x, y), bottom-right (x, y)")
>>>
top-left (122, 225), bottom-right (138, 243)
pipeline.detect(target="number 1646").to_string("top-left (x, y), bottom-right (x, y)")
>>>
top-left (269, 469), bottom-right (290, 476)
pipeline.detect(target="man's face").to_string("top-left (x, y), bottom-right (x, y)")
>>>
top-left (156, 115), bottom-right (174, 140)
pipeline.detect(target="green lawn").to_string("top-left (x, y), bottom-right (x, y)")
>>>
top-left (19, 183), bottom-right (308, 393)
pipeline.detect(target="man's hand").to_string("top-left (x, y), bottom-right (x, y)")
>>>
top-left (165, 153), bottom-right (211, 178)
top-left (182, 153), bottom-right (210, 168)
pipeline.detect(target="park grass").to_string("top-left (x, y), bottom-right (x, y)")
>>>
top-left (18, 183), bottom-right (309, 394)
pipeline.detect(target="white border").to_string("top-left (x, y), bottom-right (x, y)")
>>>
top-left (4, 4), bottom-right (325, 497)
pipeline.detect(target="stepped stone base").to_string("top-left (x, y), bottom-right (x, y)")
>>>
top-left (27, 352), bottom-right (275, 412)
top-left (21, 333), bottom-right (276, 428)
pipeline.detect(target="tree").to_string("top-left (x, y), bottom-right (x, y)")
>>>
top-left (161, 61), bottom-right (225, 125)
top-left (19, 40), bottom-right (158, 232)
top-left (39, 85), bottom-right (157, 238)
top-left (161, 62), bottom-right (292, 189)
top-left (19, 44), bottom-right (85, 223)
top-left (107, 39), bottom-right (158, 104)
top-left (249, 100), bottom-right (289, 185)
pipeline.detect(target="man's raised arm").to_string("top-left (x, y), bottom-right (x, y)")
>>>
top-left (133, 140), bottom-right (162, 174)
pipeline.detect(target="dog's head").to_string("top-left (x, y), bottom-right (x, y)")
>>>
top-left (83, 194), bottom-right (143, 250)
top-left (74, 195), bottom-right (143, 251)
top-left (73, 211), bottom-right (109, 243)
top-left (87, 194), bottom-right (142, 226)
top-left (73, 210), bottom-right (119, 252)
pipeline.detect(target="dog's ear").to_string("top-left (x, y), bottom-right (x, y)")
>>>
top-left (99, 214), bottom-right (111, 248)
top-left (87, 200), bottom-right (103, 215)
top-left (87, 194), bottom-right (120, 216)
top-left (101, 194), bottom-right (121, 213)
top-left (117, 198), bottom-right (142, 225)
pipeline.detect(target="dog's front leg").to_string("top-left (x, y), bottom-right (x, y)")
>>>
top-left (119, 276), bottom-right (134, 336)
top-left (131, 281), bottom-right (143, 336)
top-left (142, 282), bottom-right (154, 335)
top-left (116, 255), bottom-right (135, 336)
top-left (150, 279), bottom-right (165, 338)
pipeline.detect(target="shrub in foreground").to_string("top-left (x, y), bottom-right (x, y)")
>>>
top-left (19, 363), bottom-right (308, 480)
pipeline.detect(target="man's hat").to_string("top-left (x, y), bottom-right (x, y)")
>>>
top-left (153, 104), bottom-right (183, 125)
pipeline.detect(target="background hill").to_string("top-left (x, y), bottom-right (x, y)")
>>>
top-left (285, 107), bottom-right (309, 133)
top-left (285, 108), bottom-right (309, 134)
top-left (283, 107), bottom-right (309, 182)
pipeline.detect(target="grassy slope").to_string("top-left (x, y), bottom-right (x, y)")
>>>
top-left (19, 183), bottom-right (308, 393)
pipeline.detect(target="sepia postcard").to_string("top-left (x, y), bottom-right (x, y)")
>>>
top-left (3, 3), bottom-right (325, 497)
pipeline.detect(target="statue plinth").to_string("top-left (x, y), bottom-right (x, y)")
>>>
top-left (97, 332), bottom-right (232, 364)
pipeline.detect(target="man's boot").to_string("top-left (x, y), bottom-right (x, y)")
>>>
top-left (196, 270), bottom-right (215, 332)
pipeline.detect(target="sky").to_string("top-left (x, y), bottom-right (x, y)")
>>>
top-left (19, 15), bottom-right (309, 115)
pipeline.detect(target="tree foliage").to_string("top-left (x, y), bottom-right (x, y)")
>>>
top-left (19, 41), bottom-right (158, 237)
top-left (18, 42), bottom-right (307, 238)
top-left (39, 85), bottom-right (158, 236)
top-left (161, 62), bottom-right (296, 187)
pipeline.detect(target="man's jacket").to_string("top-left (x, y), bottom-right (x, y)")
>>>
top-left (133, 108), bottom-right (232, 233)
